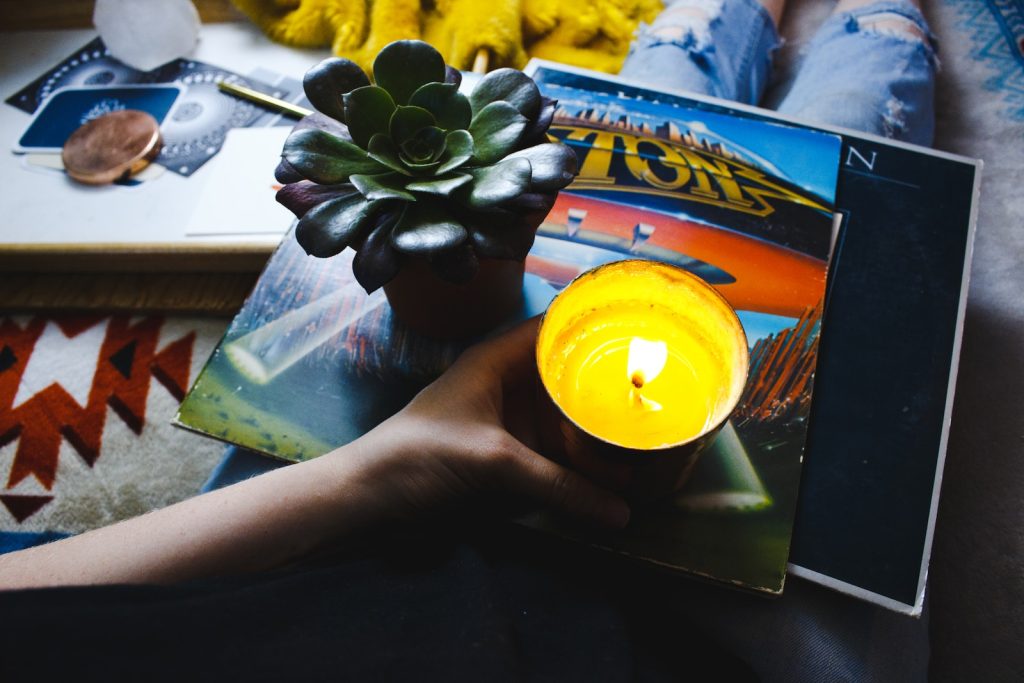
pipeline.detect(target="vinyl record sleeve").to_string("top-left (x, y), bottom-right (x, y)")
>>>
top-left (521, 61), bottom-right (980, 615)
top-left (176, 82), bottom-right (845, 595)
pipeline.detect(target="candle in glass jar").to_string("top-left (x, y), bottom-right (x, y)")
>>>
top-left (537, 260), bottom-right (748, 452)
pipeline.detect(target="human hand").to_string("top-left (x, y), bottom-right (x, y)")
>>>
top-left (0, 318), bottom-right (630, 590)
top-left (341, 317), bottom-right (631, 529)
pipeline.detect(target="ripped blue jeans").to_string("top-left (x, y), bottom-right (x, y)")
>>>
top-left (619, 0), bottom-right (938, 145)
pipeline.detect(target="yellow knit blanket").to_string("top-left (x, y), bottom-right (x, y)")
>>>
top-left (232, 0), bottom-right (663, 74)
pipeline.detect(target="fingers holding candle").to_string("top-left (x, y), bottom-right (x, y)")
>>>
top-left (496, 437), bottom-right (632, 530)
top-left (362, 315), bottom-right (630, 528)
top-left (467, 316), bottom-right (543, 389)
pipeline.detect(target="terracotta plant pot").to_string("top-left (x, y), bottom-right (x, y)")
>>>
top-left (383, 257), bottom-right (526, 340)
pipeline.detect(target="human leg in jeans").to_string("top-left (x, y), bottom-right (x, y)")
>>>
top-left (777, 0), bottom-right (938, 145)
top-left (619, 0), bottom-right (784, 106)
top-left (619, 0), bottom-right (937, 145)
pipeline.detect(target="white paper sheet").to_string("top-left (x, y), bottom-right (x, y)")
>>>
top-left (184, 126), bottom-right (293, 238)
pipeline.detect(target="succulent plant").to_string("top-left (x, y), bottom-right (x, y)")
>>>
top-left (275, 40), bottom-right (578, 293)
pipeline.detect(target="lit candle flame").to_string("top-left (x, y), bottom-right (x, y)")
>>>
top-left (627, 337), bottom-right (668, 411)
top-left (627, 337), bottom-right (668, 388)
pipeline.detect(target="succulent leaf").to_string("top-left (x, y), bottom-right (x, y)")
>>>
top-left (469, 68), bottom-right (542, 120)
top-left (400, 126), bottom-right (446, 165)
top-left (373, 40), bottom-right (446, 105)
top-left (435, 130), bottom-right (474, 174)
top-left (296, 194), bottom-right (383, 258)
top-left (277, 181), bottom-right (356, 218)
top-left (343, 86), bottom-right (396, 149)
top-left (409, 82), bottom-right (472, 131)
top-left (292, 112), bottom-right (354, 140)
top-left (367, 135), bottom-right (412, 175)
top-left (468, 102), bottom-right (528, 164)
top-left (351, 172), bottom-right (416, 201)
top-left (500, 191), bottom-right (558, 212)
top-left (277, 111), bottom-right (356, 181)
top-left (283, 128), bottom-right (386, 184)
top-left (303, 58), bottom-right (370, 122)
top-left (352, 212), bottom-right (402, 292)
top-left (469, 219), bottom-right (537, 260)
top-left (405, 173), bottom-right (472, 196)
top-left (275, 157), bottom-right (304, 184)
top-left (391, 202), bottom-right (468, 255)
top-left (505, 143), bottom-right (579, 191)
top-left (390, 106), bottom-right (437, 146)
top-left (444, 65), bottom-right (462, 88)
top-left (462, 157), bottom-right (532, 209)
top-left (519, 96), bottom-right (558, 148)
top-left (401, 158), bottom-right (443, 173)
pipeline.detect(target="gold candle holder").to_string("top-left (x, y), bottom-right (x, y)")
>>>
top-left (535, 260), bottom-right (749, 503)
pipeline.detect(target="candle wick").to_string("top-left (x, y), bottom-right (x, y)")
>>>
top-left (631, 372), bottom-right (644, 389)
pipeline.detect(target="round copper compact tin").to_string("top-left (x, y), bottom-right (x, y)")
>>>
top-left (61, 109), bottom-right (162, 185)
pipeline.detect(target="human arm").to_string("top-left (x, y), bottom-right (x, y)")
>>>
top-left (0, 318), bottom-right (630, 589)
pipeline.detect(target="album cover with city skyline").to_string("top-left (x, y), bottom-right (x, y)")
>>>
top-left (175, 87), bottom-right (842, 594)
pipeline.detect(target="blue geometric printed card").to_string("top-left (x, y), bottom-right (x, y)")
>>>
top-left (15, 84), bottom-right (183, 152)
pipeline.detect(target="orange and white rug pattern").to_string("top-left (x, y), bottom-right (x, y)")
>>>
top-left (0, 314), bottom-right (227, 535)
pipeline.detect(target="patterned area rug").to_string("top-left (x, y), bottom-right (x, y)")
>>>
top-left (944, 0), bottom-right (1024, 119)
top-left (0, 315), bottom-right (227, 549)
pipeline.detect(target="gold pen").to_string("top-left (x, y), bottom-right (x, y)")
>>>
top-left (218, 81), bottom-right (313, 119)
